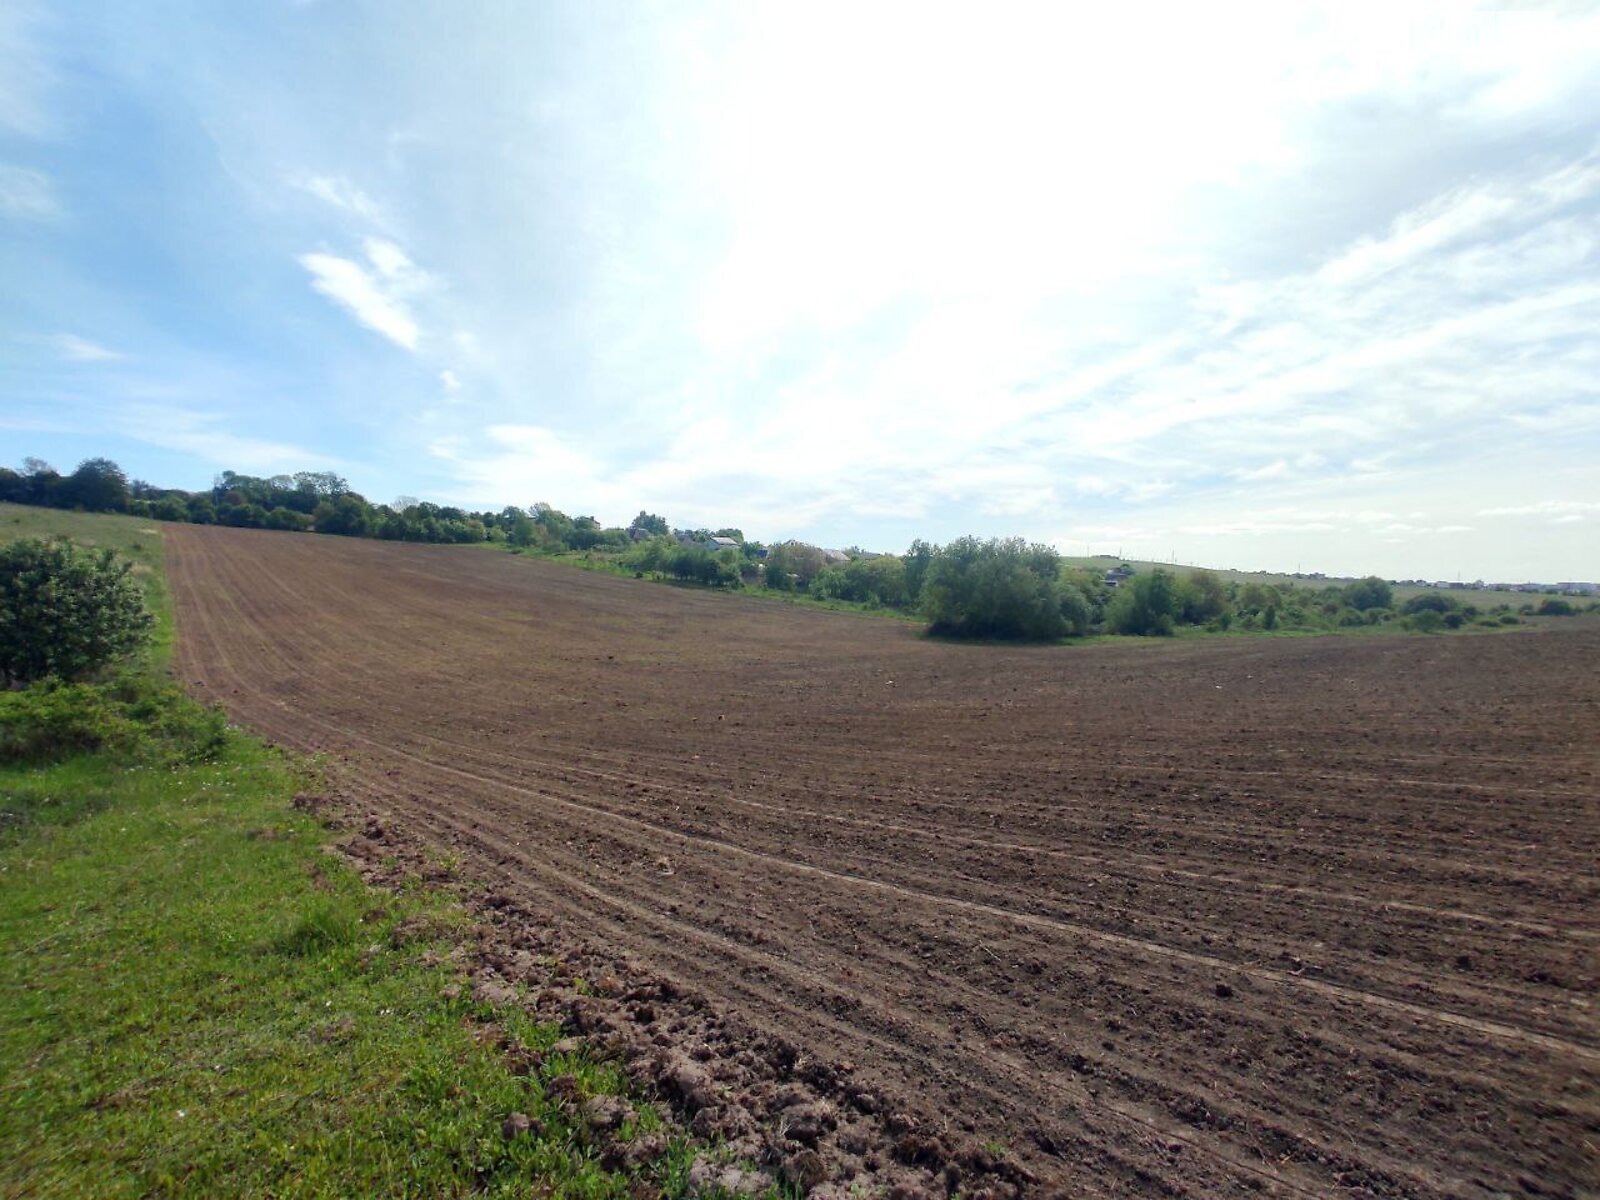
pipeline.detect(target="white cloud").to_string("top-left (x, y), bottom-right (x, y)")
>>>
top-left (363, 237), bottom-right (412, 280)
top-left (292, 173), bottom-right (385, 224)
top-left (0, 163), bottom-right (56, 219)
top-left (429, 424), bottom-right (617, 513)
top-left (0, 5), bottom-right (52, 138)
top-left (1477, 500), bottom-right (1600, 518)
top-left (439, 369), bottom-right (461, 393)
top-left (298, 239), bottom-right (432, 350)
top-left (1231, 460), bottom-right (1291, 482)
top-left (50, 333), bottom-right (120, 361)
top-left (114, 404), bottom-right (339, 474)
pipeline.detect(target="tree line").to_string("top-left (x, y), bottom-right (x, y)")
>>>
top-left (4, 455), bottom-right (1573, 641)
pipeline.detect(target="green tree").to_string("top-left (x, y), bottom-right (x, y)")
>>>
top-left (810, 556), bottom-right (910, 606)
top-left (0, 539), bottom-right (154, 685)
top-left (921, 536), bottom-right (1074, 640)
top-left (1345, 576), bottom-right (1393, 611)
top-left (312, 494), bottom-right (374, 537)
top-left (566, 516), bottom-right (604, 550)
top-left (623, 535), bottom-right (675, 575)
top-left (1179, 569), bottom-right (1229, 624)
top-left (505, 508), bottom-right (537, 547)
top-left (64, 457), bottom-right (130, 512)
top-left (1106, 568), bottom-right (1180, 636)
top-left (628, 511), bottom-right (669, 537)
top-left (21, 458), bottom-right (63, 507)
top-left (763, 542), bottom-right (827, 591)
top-left (903, 539), bottom-right (935, 604)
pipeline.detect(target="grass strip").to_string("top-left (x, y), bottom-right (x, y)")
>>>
top-left (0, 735), bottom-right (706, 1197)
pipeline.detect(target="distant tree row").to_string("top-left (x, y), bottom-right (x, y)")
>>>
top-left (5, 455), bottom-right (1583, 642)
top-left (0, 457), bottom-right (649, 551)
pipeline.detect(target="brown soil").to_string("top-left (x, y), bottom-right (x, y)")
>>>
top-left (166, 525), bottom-right (1600, 1199)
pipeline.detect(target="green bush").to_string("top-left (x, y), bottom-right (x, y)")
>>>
top-left (922, 537), bottom-right (1076, 640)
top-left (1535, 598), bottom-right (1576, 616)
top-left (1179, 569), bottom-right (1229, 624)
top-left (1106, 569), bottom-right (1180, 636)
top-left (1499, 613), bottom-right (1520, 625)
top-left (1058, 583), bottom-right (1092, 637)
top-left (0, 676), bottom-right (230, 765)
top-left (0, 538), bottom-right (154, 685)
top-left (810, 556), bottom-right (910, 607)
top-left (1408, 610), bottom-right (1445, 633)
top-left (1345, 576), bottom-right (1394, 611)
top-left (1402, 592), bottom-right (1455, 615)
top-left (0, 680), bottom-right (139, 762)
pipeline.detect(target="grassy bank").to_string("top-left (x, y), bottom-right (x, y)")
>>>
top-left (0, 508), bottom-right (708, 1197)
top-left (0, 735), bottom-right (698, 1197)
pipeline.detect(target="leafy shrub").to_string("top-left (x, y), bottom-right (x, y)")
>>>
top-left (1179, 569), bottom-right (1229, 624)
top-left (0, 538), bottom-right (154, 685)
top-left (1106, 569), bottom-right (1180, 636)
top-left (1058, 583), bottom-right (1092, 637)
top-left (112, 676), bottom-right (231, 762)
top-left (763, 542), bottom-right (827, 591)
top-left (0, 680), bottom-right (139, 762)
top-left (1408, 610), bottom-right (1445, 633)
top-left (1345, 576), bottom-right (1394, 611)
top-left (0, 676), bottom-right (230, 765)
top-left (1443, 611), bottom-right (1465, 629)
top-left (1402, 592), bottom-right (1455, 615)
top-left (810, 556), bottom-right (910, 607)
top-left (1499, 613), bottom-right (1520, 625)
top-left (922, 537), bottom-right (1076, 640)
top-left (1535, 598), bottom-right (1576, 616)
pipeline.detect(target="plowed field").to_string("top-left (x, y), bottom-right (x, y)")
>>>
top-left (166, 525), bottom-right (1599, 1198)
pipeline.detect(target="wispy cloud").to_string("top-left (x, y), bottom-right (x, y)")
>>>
top-left (0, 5), bottom-right (53, 138)
top-left (1478, 500), bottom-right (1600, 518)
top-left (0, 163), bottom-right (57, 219)
top-left (291, 173), bottom-right (386, 225)
top-left (298, 238), bottom-right (429, 350)
top-left (429, 424), bottom-right (615, 512)
top-left (115, 403), bottom-right (339, 475)
top-left (50, 333), bottom-right (120, 361)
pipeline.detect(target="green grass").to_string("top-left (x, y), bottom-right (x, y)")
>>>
top-left (0, 502), bottom-right (174, 670)
top-left (0, 502), bottom-right (729, 1197)
top-left (0, 740), bottom-right (700, 1197)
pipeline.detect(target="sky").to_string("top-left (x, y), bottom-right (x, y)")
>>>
top-left (2, 1), bottom-right (1598, 582)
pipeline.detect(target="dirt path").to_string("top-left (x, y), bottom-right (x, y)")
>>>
top-left (166, 525), bottom-right (1600, 1198)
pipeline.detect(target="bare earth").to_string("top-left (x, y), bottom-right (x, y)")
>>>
top-left (166, 525), bottom-right (1599, 1199)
